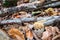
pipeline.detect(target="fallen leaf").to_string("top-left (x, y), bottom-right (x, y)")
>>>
top-left (42, 26), bottom-right (52, 40)
top-left (8, 28), bottom-right (25, 40)
top-left (42, 26), bottom-right (60, 40)
top-left (26, 29), bottom-right (33, 40)
top-left (23, 0), bottom-right (29, 3)
top-left (19, 11), bottom-right (27, 15)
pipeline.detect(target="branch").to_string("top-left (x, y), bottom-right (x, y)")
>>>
top-left (32, 31), bottom-right (40, 40)
top-left (0, 16), bottom-right (60, 25)
top-left (43, 1), bottom-right (60, 8)
top-left (0, 1), bottom-right (60, 16)
top-left (52, 35), bottom-right (60, 40)
top-left (0, 1), bottom-right (41, 16)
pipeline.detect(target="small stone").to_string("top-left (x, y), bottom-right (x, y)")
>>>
top-left (0, 29), bottom-right (9, 40)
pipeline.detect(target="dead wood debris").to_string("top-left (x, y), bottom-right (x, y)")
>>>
top-left (42, 26), bottom-right (60, 40)
top-left (0, 0), bottom-right (60, 40)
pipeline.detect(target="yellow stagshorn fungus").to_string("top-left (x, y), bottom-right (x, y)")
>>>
top-left (33, 20), bottom-right (45, 29)
top-left (45, 8), bottom-right (57, 16)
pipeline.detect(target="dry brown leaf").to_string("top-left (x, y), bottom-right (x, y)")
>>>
top-left (52, 35), bottom-right (60, 40)
top-left (38, 0), bottom-right (45, 3)
top-left (12, 13), bottom-right (21, 19)
top-left (23, 0), bottom-right (29, 3)
top-left (15, 15), bottom-right (21, 18)
top-left (42, 26), bottom-right (60, 40)
top-left (26, 29), bottom-right (33, 40)
top-left (57, 12), bottom-right (60, 15)
top-left (19, 11), bottom-right (27, 15)
top-left (8, 28), bottom-right (25, 40)
top-left (42, 26), bottom-right (52, 40)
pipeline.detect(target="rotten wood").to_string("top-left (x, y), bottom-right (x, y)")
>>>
top-left (0, 1), bottom-right (41, 16)
top-left (0, 16), bottom-right (60, 26)
top-left (43, 1), bottom-right (60, 8)
top-left (0, 17), bottom-right (36, 25)
top-left (0, 1), bottom-right (60, 16)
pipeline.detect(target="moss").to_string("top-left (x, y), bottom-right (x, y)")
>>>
top-left (3, 0), bottom-right (18, 7)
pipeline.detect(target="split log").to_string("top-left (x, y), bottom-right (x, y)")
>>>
top-left (0, 16), bottom-right (60, 26)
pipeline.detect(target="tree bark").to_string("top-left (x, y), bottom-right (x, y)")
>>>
top-left (0, 16), bottom-right (60, 25)
top-left (0, 1), bottom-right (60, 16)
top-left (0, 1), bottom-right (41, 16)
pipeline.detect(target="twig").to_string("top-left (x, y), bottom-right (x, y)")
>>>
top-left (52, 35), bottom-right (60, 40)
top-left (32, 31), bottom-right (40, 40)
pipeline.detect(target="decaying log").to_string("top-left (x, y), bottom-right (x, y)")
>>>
top-left (0, 17), bottom-right (36, 25)
top-left (21, 17), bottom-right (36, 22)
top-left (0, 16), bottom-right (60, 26)
top-left (43, 1), bottom-right (60, 8)
top-left (0, 19), bottom-right (22, 25)
top-left (37, 16), bottom-right (59, 21)
top-left (0, 1), bottom-right (60, 16)
top-left (44, 1), bottom-right (58, 5)
top-left (43, 16), bottom-right (60, 26)
top-left (0, 1), bottom-right (41, 16)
